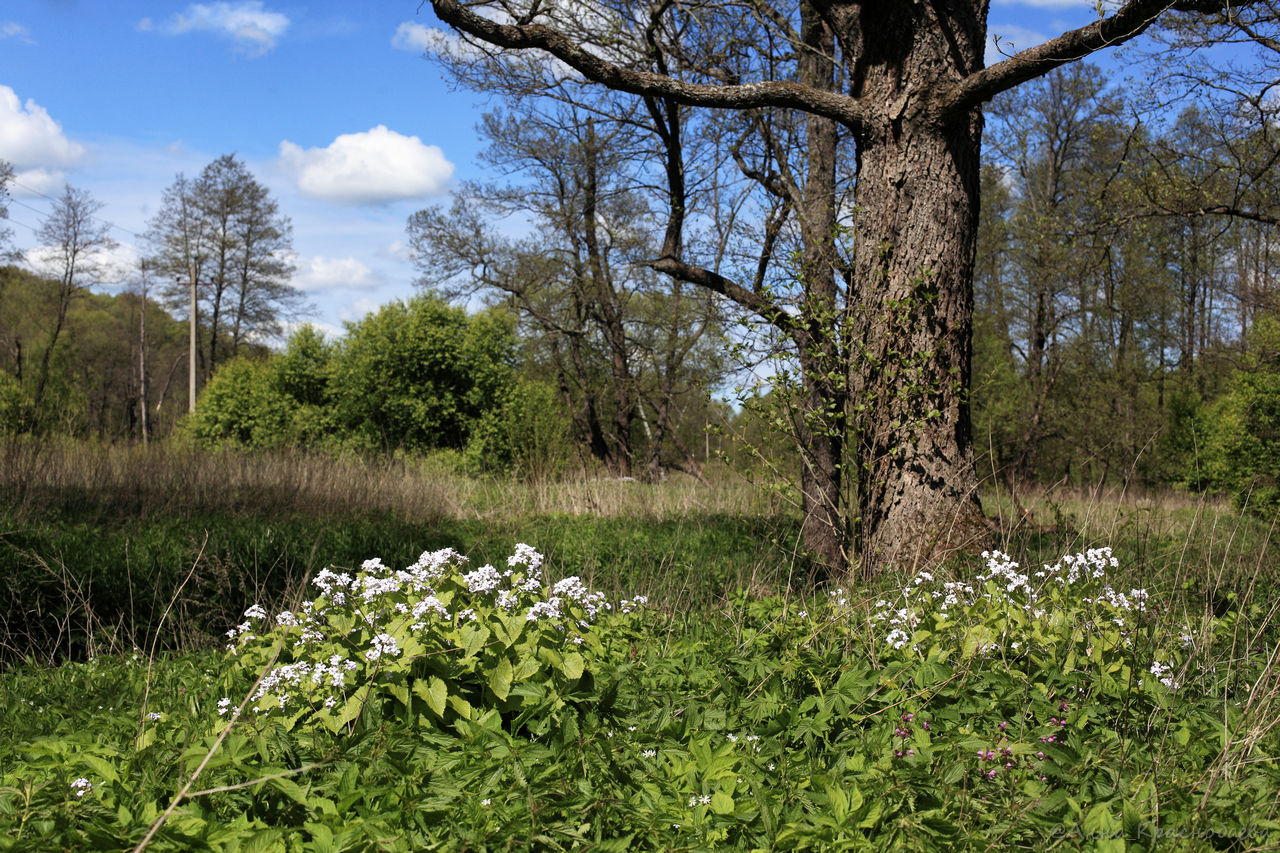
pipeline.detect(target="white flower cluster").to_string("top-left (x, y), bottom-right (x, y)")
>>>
top-left (221, 544), bottom-right (650, 720)
top-left (249, 655), bottom-right (361, 709)
top-left (869, 547), bottom-right (1155, 655)
top-left (1149, 660), bottom-right (1181, 689)
top-left (70, 778), bottom-right (92, 798)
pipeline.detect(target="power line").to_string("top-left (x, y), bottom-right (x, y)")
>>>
top-left (7, 176), bottom-right (146, 242)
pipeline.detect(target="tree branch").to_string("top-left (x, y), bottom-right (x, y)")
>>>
top-left (429, 0), bottom-right (869, 130)
top-left (647, 254), bottom-right (798, 337)
top-left (945, 0), bottom-right (1252, 115)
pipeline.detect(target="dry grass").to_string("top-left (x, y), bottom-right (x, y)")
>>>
top-left (0, 436), bottom-right (777, 524)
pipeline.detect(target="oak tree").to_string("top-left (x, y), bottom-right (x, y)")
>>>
top-left (424, 0), bottom-right (1266, 578)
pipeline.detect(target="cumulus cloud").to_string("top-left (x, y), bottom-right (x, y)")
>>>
top-left (0, 86), bottom-right (86, 192)
top-left (294, 255), bottom-right (383, 291)
top-left (153, 2), bottom-right (289, 56)
top-left (277, 126), bottom-right (453, 205)
top-left (340, 297), bottom-right (381, 324)
top-left (986, 25), bottom-right (1051, 65)
top-left (25, 241), bottom-right (137, 286)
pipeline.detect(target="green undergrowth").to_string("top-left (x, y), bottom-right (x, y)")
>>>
top-left (1, 544), bottom-right (1278, 851)
top-left (0, 507), bottom-right (793, 665)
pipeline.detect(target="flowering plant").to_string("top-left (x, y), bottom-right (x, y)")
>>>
top-left (220, 544), bottom-right (647, 735)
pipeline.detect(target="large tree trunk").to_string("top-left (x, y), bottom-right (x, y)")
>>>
top-left (793, 7), bottom-right (848, 579)
top-left (844, 7), bottom-right (991, 572)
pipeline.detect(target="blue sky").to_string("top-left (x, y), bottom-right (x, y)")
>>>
top-left (0, 1), bottom-right (1111, 341)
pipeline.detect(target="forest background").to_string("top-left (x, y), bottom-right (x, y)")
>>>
top-left (2, 57), bottom-right (1277, 517)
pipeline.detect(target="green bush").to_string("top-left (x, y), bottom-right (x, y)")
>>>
top-left (0, 370), bottom-right (29, 433)
top-left (464, 379), bottom-right (572, 477)
top-left (1202, 314), bottom-right (1280, 516)
top-left (328, 295), bottom-right (518, 453)
top-left (186, 357), bottom-right (293, 449)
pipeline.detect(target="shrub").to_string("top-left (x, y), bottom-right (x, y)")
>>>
top-left (185, 357), bottom-right (293, 449)
top-left (1201, 314), bottom-right (1280, 516)
top-left (220, 544), bottom-right (647, 736)
top-left (327, 296), bottom-right (518, 453)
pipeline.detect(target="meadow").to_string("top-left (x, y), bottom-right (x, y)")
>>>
top-left (1, 441), bottom-right (1278, 850)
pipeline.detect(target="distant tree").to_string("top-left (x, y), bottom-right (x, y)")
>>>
top-left (409, 104), bottom-right (725, 479)
top-left (328, 295), bottom-right (518, 453)
top-left (0, 160), bottom-right (13, 259)
top-left (146, 155), bottom-right (301, 385)
top-left (29, 185), bottom-right (117, 418)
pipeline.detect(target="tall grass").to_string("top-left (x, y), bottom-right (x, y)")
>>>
top-left (0, 436), bottom-right (777, 524)
top-left (0, 438), bottom-right (796, 666)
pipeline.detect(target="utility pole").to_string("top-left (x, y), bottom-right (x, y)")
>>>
top-left (188, 259), bottom-right (197, 414)
top-left (139, 262), bottom-right (149, 445)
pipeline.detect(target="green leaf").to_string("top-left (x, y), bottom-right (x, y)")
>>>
top-left (415, 676), bottom-right (448, 718)
top-left (561, 652), bottom-right (584, 681)
top-left (461, 625), bottom-right (490, 658)
top-left (710, 791), bottom-right (734, 815)
top-left (447, 694), bottom-right (473, 720)
top-left (489, 657), bottom-right (514, 701)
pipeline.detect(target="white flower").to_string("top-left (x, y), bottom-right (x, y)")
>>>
top-left (217, 697), bottom-right (233, 716)
top-left (243, 604), bottom-right (268, 620)
top-left (365, 633), bottom-right (400, 662)
top-left (462, 564), bottom-right (503, 594)
top-left (70, 778), bottom-right (92, 797)
top-left (481, 797), bottom-right (492, 806)
top-left (642, 749), bottom-right (657, 757)
top-left (147, 711), bottom-right (161, 721)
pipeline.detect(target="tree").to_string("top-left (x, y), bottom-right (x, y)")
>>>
top-left (425, 0), bottom-right (1265, 578)
top-left (29, 184), bottom-right (118, 418)
top-left (146, 155), bottom-right (301, 386)
top-left (328, 295), bottom-right (519, 453)
top-left (408, 98), bottom-right (726, 480)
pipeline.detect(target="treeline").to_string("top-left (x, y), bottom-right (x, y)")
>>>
top-left (0, 265), bottom-right (200, 439)
top-left (1, 63), bottom-right (1278, 511)
top-left (971, 64), bottom-right (1280, 513)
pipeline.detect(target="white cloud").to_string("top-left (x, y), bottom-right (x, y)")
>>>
top-left (277, 126), bottom-right (454, 205)
top-left (339, 297), bottom-right (381, 323)
top-left (987, 25), bottom-right (1051, 66)
top-left (392, 21), bottom-right (439, 53)
top-left (24, 241), bottom-right (137, 286)
top-left (11, 168), bottom-right (66, 197)
top-left (378, 239), bottom-right (414, 262)
top-left (2, 21), bottom-right (34, 43)
top-left (0, 86), bottom-right (86, 191)
top-left (294, 255), bottom-right (383, 291)
top-left (155, 2), bottom-right (289, 57)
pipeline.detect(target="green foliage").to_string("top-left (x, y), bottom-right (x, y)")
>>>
top-left (0, 370), bottom-right (29, 433)
top-left (2, 544), bottom-right (1277, 849)
top-left (328, 295), bottom-right (517, 452)
top-left (185, 357), bottom-right (293, 450)
top-left (464, 378), bottom-right (572, 477)
top-left (1199, 315), bottom-right (1280, 516)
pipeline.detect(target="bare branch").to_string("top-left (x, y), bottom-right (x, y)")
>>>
top-left (945, 0), bottom-right (1251, 114)
top-left (429, 0), bottom-right (869, 130)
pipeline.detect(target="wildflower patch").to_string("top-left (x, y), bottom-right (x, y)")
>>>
top-left (220, 544), bottom-right (647, 735)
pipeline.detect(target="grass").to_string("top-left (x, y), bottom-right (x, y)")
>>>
top-left (1, 440), bottom-right (1278, 849)
top-left (0, 439), bottom-right (796, 665)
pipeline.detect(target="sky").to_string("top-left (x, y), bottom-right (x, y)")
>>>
top-left (0, 0), bottom-right (1116, 343)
